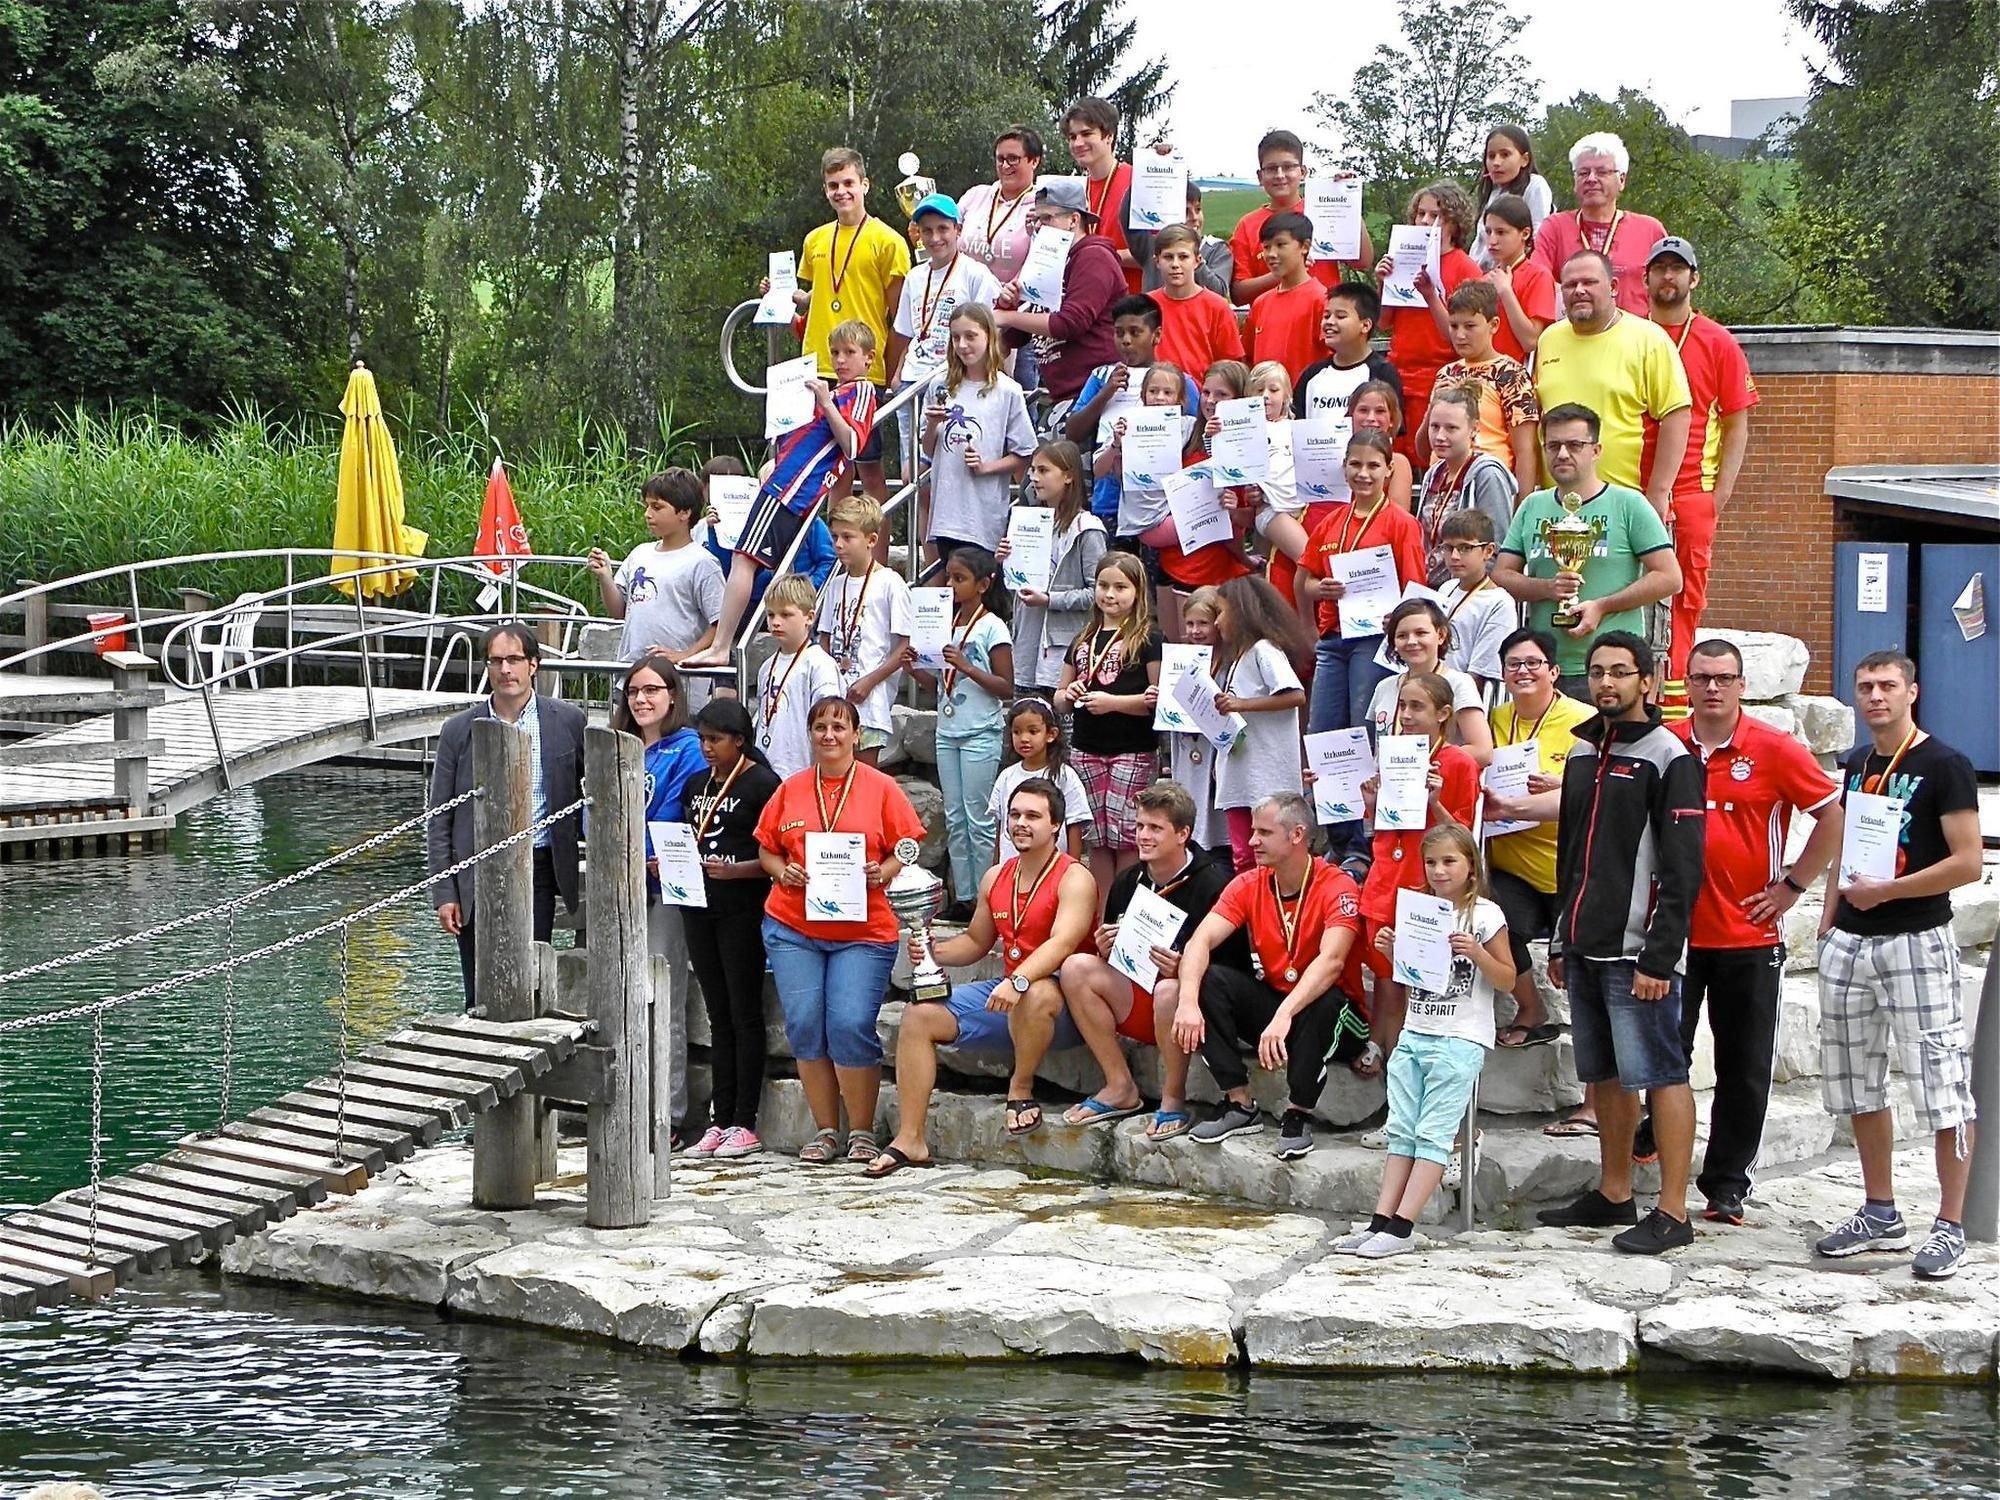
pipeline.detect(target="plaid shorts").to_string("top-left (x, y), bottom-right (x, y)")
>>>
top-left (1817, 924), bottom-right (1974, 1133)
top-left (1070, 749), bottom-right (1155, 851)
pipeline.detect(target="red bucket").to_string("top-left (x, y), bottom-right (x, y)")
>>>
top-left (86, 612), bottom-right (128, 655)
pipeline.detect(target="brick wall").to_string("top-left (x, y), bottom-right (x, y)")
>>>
top-left (1704, 353), bottom-right (2000, 693)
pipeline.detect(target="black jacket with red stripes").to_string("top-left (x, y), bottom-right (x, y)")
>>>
top-left (1551, 708), bottom-right (1707, 980)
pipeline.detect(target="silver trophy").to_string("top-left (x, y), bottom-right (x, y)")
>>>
top-left (885, 836), bottom-right (950, 1003)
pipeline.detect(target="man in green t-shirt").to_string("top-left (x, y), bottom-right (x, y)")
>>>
top-left (1495, 403), bottom-right (1682, 688)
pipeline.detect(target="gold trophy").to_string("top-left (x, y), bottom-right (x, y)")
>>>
top-left (1540, 491), bottom-right (1598, 630)
top-left (895, 152), bottom-right (936, 221)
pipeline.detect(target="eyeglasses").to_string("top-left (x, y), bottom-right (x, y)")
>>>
top-left (486, 654), bottom-right (533, 668)
top-left (624, 684), bottom-right (670, 699)
top-left (1687, 672), bottom-right (1741, 689)
top-left (994, 152), bottom-right (1030, 167)
top-left (1575, 166), bottom-right (1619, 180)
top-left (1585, 666), bottom-right (1642, 681)
top-left (1503, 657), bottom-right (1551, 673)
top-left (1543, 438), bottom-right (1596, 454)
top-left (1441, 542), bottom-right (1492, 555)
top-left (1260, 162), bottom-right (1303, 177)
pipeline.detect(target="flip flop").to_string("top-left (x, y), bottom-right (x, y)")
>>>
top-left (863, 1145), bottom-right (935, 1180)
top-left (1543, 1115), bottom-right (1600, 1138)
top-left (1146, 1109), bottom-right (1193, 1142)
top-left (1004, 1098), bottom-right (1043, 1136)
top-left (1062, 1096), bottom-right (1145, 1128)
top-left (1497, 1022), bottom-right (1561, 1049)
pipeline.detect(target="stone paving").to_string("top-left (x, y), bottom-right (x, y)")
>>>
top-left (221, 1142), bottom-right (1998, 1382)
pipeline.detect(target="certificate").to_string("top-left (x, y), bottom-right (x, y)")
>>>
top-left (1154, 643), bottom-right (1214, 732)
top-left (1840, 791), bottom-right (1904, 886)
top-left (1003, 507), bottom-right (1055, 593)
top-left (1128, 152), bottom-right (1186, 231)
top-left (804, 832), bottom-right (868, 923)
top-left (764, 354), bottom-right (817, 439)
top-left (1380, 224), bottom-right (1440, 309)
top-left (1305, 176), bottom-right (1364, 262)
top-left (1330, 544), bottom-right (1400, 639)
top-left (1293, 416), bottom-right (1350, 501)
top-left (908, 587), bottom-right (954, 668)
top-left (1376, 734), bottom-right (1432, 830)
top-left (1093, 385), bottom-right (1146, 449)
top-left (1107, 884), bottom-right (1189, 993)
top-left (1209, 397), bottom-right (1270, 485)
top-left (1121, 406), bottom-right (1185, 490)
top-left (1163, 464), bottom-right (1232, 553)
top-left (1481, 739), bottom-right (1538, 839)
top-left (755, 250), bottom-right (798, 324)
top-left (1172, 663), bottom-right (1245, 752)
top-left (647, 821), bottom-right (707, 909)
top-left (1392, 888), bottom-right (1456, 993)
top-left (1018, 226), bottom-right (1073, 310)
top-left (705, 474), bottom-right (757, 551)
top-left (1304, 727), bottom-right (1373, 824)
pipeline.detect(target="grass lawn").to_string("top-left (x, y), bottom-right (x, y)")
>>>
top-left (1198, 188), bottom-right (1267, 238)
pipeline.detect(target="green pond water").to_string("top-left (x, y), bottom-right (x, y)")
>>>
top-left (0, 769), bottom-right (1994, 1498)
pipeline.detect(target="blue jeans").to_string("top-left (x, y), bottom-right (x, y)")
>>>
top-left (760, 917), bottom-right (897, 1069)
top-left (936, 734), bottom-right (1003, 903)
top-left (1311, 633), bottom-right (1390, 863)
top-left (1568, 957), bottom-right (1689, 1091)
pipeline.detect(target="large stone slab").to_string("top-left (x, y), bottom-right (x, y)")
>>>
top-left (1109, 1125), bottom-right (1438, 1220)
top-left (1780, 693), bottom-right (1855, 755)
top-left (1245, 1255), bottom-right (1639, 1373)
top-left (743, 1253), bottom-right (1238, 1365)
top-left (221, 1205), bottom-right (523, 1306)
top-left (985, 1193), bottom-right (1329, 1283)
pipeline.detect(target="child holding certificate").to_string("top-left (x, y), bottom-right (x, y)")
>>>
top-left (1165, 588), bottom-right (1230, 858)
top-left (1345, 824), bottom-right (1512, 1257)
top-left (922, 304), bottom-right (1036, 560)
top-left (1367, 598), bottom-right (1494, 764)
top-left (1358, 672), bottom-right (1480, 1069)
top-left (1001, 441), bottom-right (1105, 695)
top-left (1348, 381), bottom-right (1416, 514)
top-left (1208, 577), bottom-right (1310, 872)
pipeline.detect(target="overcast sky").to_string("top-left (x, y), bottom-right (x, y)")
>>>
top-left (1126, 0), bottom-right (1826, 177)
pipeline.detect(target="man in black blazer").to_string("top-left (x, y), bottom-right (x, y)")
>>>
top-left (427, 621), bottom-right (586, 1009)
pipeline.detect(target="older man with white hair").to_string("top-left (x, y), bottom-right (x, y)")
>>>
top-left (1532, 132), bottom-right (1669, 316)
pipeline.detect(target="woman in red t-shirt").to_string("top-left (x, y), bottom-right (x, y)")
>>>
top-left (755, 695), bottom-right (927, 1165)
top-left (1375, 181), bottom-right (1481, 470)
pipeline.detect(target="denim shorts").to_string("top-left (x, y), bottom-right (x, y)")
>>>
top-left (1568, 957), bottom-right (1688, 1090)
top-left (1385, 1031), bottom-right (1485, 1164)
top-left (937, 977), bottom-right (1082, 1055)
top-left (760, 917), bottom-right (896, 1068)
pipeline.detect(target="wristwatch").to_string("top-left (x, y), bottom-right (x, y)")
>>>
top-left (1010, 973), bottom-right (1031, 994)
top-left (1780, 869), bottom-right (1808, 895)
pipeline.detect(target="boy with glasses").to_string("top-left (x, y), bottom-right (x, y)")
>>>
top-left (1228, 130), bottom-right (1373, 305)
top-left (1433, 509), bottom-right (1515, 688)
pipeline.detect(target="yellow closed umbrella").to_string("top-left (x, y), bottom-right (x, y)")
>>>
top-left (331, 362), bottom-right (428, 598)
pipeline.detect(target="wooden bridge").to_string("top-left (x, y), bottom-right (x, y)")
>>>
top-left (0, 1013), bottom-right (591, 1314)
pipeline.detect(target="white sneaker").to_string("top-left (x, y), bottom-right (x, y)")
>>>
top-left (687, 1126), bottom-right (726, 1158)
top-left (714, 1126), bottom-right (763, 1159)
top-left (1333, 1226), bottom-right (1378, 1253)
top-left (1353, 1230), bottom-right (1415, 1259)
top-left (1357, 1127), bottom-right (1388, 1149)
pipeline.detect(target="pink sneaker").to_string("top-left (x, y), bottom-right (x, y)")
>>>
top-left (687, 1126), bottom-right (726, 1157)
top-left (713, 1126), bottom-right (762, 1159)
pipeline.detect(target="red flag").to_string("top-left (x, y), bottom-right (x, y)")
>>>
top-left (474, 458), bottom-right (532, 578)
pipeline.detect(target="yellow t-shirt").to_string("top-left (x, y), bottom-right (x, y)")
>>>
top-left (1532, 313), bottom-right (1690, 491)
top-left (1486, 691), bottom-right (1598, 895)
top-left (801, 216), bottom-right (912, 385)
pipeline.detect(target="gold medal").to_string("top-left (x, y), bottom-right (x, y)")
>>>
top-left (830, 298), bottom-right (842, 312)
top-left (1283, 967), bottom-right (1298, 984)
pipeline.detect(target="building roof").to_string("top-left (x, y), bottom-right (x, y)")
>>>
top-left (1826, 464), bottom-right (2000, 531)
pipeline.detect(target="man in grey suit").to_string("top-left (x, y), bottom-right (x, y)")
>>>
top-left (427, 621), bottom-right (586, 1010)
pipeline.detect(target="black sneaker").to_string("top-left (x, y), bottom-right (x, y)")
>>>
top-left (1190, 1100), bottom-right (1263, 1144)
top-left (1631, 1114), bottom-right (1658, 1165)
top-left (1702, 1194), bottom-right (1746, 1226)
top-left (1275, 1109), bottom-right (1314, 1159)
top-left (1613, 1207), bottom-right (1695, 1255)
top-left (1536, 1188), bottom-right (1639, 1229)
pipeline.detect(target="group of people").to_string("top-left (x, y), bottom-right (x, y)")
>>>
top-left (423, 102), bottom-right (1982, 1282)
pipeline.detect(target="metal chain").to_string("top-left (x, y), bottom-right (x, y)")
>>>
top-left (335, 926), bottom-right (351, 1160)
top-left (87, 1012), bottom-right (104, 1269)
top-left (0, 794), bottom-right (586, 1036)
top-left (216, 903), bottom-right (239, 1130)
top-left (0, 786), bottom-right (481, 992)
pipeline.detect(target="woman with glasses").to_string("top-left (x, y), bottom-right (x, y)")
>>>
top-left (960, 126), bottom-right (1045, 388)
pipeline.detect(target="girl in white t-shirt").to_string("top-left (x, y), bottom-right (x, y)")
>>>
top-left (1367, 597), bottom-right (1494, 765)
top-left (987, 697), bottom-right (1092, 869)
top-left (1207, 576), bottom-right (1310, 872)
top-left (1344, 823), bottom-right (1513, 1258)
top-left (1165, 588), bottom-right (1228, 856)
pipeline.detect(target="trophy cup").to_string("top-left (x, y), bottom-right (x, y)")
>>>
top-left (886, 836), bottom-right (951, 1002)
top-left (1540, 491), bottom-right (1598, 630)
top-left (895, 151), bottom-right (936, 221)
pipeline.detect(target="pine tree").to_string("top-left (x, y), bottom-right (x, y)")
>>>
top-left (1037, 0), bottom-right (1174, 155)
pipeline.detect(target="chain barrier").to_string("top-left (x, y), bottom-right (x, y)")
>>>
top-left (0, 794), bottom-right (586, 1037)
top-left (215, 903), bottom-right (239, 1131)
top-left (0, 786), bottom-right (481, 993)
top-left (335, 926), bottom-right (352, 1160)
top-left (87, 1011), bottom-right (104, 1269)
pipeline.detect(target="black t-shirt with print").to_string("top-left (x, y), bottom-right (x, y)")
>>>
top-left (686, 758), bottom-right (782, 909)
top-left (1834, 734), bottom-right (1978, 937)
top-left (1069, 626), bottom-right (1164, 757)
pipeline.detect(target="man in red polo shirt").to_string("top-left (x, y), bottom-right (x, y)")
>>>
top-left (1643, 236), bottom-right (1759, 689)
top-left (1671, 638), bottom-right (1840, 1226)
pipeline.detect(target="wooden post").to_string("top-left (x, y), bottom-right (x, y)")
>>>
top-left (104, 652), bottom-right (154, 813)
top-left (470, 718), bottom-right (537, 1210)
top-left (649, 915), bottom-right (686, 1198)
top-left (532, 940), bottom-right (560, 1182)
top-left (585, 724), bottom-right (653, 1227)
top-left (16, 581), bottom-right (46, 676)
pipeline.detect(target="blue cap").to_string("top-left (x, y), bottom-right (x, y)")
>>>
top-left (911, 192), bottom-right (961, 224)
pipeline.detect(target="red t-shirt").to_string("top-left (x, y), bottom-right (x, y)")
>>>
top-left (1085, 163), bottom-right (1143, 294)
top-left (1298, 499), bottom-right (1427, 637)
top-left (1530, 210), bottom-right (1669, 317)
top-left (1644, 313), bottom-right (1760, 497)
top-left (1211, 860), bottom-right (1364, 1000)
top-left (1494, 257), bottom-right (1559, 363)
top-left (755, 762), bottom-right (927, 945)
top-left (989, 852), bottom-right (1084, 973)
top-left (1383, 248), bottom-right (1482, 394)
top-left (1229, 203), bottom-right (1347, 293)
top-left (1671, 714), bottom-right (1836, 949)
top-left (1155, 287), bottom-right (1245, 379)
top-left (1246, 279), bottom-right (1331, 384)
top-left (1360, 743), bottom-right (1480, 926)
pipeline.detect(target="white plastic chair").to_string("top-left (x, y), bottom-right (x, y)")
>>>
top-left (206, 591), bottom-right (267, 689)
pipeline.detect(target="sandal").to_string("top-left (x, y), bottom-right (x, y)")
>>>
top-left (1004, 1099), bottom-right (1043, 1136)
top-left (798, 1128), bottom-right (842, 1164)
top-left (1146, 1109), bottom-right (1193, 1142)
top-left (863, 1144), bottom-right (935, 1179)
top-left (1542, 1115), bottom-right (1600, 1138)
top-left (1497, 1022), bottom-right (1561, 1049)
top-left (845, 1128), bottom-right (881, 1163)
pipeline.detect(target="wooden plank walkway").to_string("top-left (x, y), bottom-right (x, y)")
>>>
top-left (0, 685), bottom-right (478, 819)
top-left (0, 1014), bottom-right (589, 1314)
